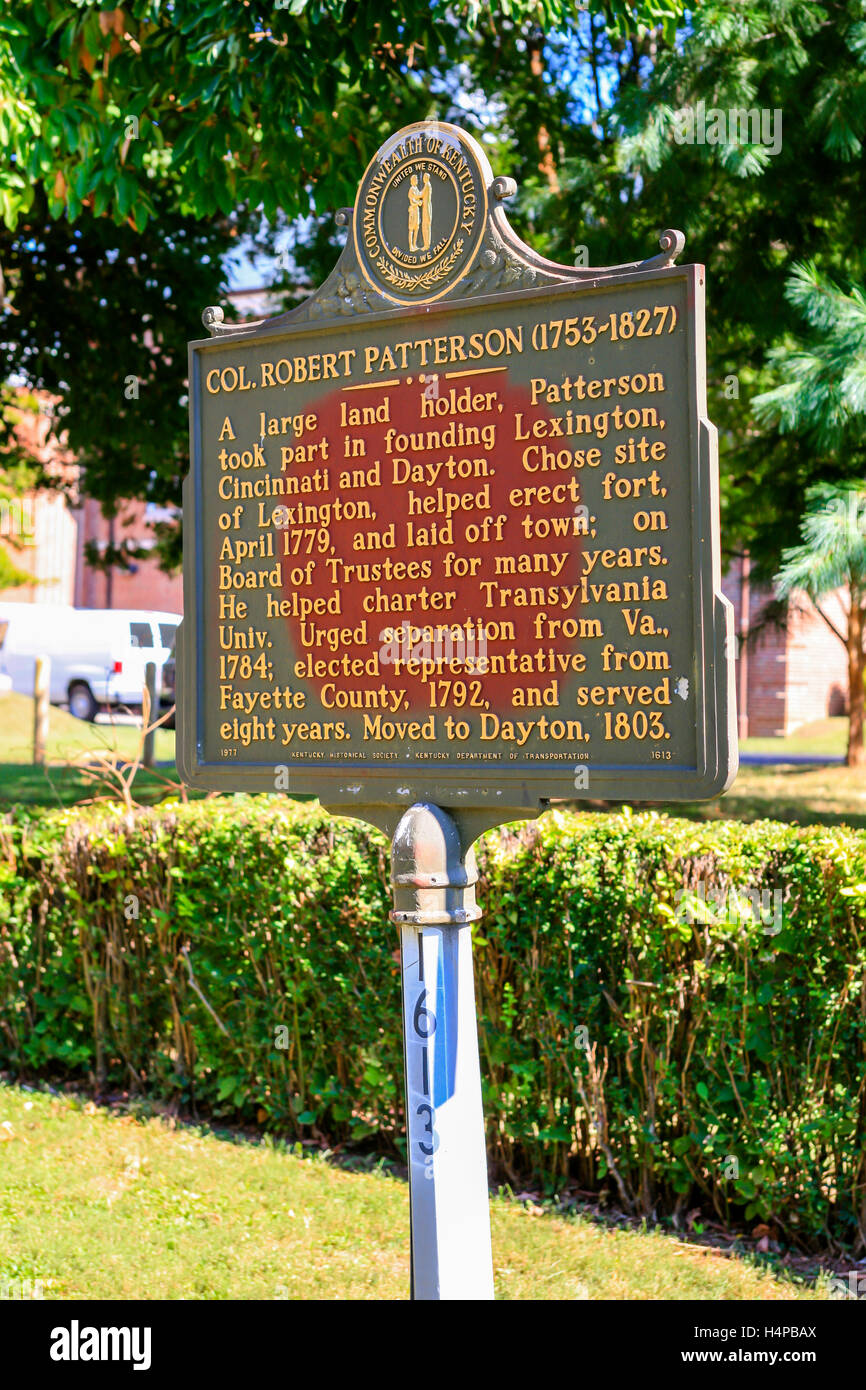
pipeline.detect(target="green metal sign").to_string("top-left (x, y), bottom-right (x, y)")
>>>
top-left (178, 121), bottom-right (736, 838)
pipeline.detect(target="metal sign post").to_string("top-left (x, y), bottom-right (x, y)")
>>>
top-left (391, 804), bottom-right (494, 1300)
top-left (177, 118), bottom-right (737, 1302)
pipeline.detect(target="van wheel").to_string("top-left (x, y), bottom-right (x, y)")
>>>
top-left (68, 682), bottom-right (98, 722)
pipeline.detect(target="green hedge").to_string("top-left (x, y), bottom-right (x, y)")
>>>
top-left (1, 798), bottom-right (865, 1250)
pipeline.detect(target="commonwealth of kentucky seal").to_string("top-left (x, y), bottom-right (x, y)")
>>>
top-left (353, 122), bottom-right (491, 306)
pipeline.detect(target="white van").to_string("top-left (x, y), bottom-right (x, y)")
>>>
top-left (0, 605), bottom-right (181, 720)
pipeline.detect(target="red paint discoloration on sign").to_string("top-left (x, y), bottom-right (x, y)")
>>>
top-left (278, 370), bottom-right (584, 710)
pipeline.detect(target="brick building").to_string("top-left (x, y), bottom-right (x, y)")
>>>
top-left (0, 399), bottom-right (182, 613)
top-left (73, 498), bottom-right (182, 613)
top-left (722, 556), bottom-right (848, 737)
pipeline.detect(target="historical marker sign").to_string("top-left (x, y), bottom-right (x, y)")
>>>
top-left (177, 118), bottom-right (738, 1303)
top-left (177, 120), bottom-right (736, 834)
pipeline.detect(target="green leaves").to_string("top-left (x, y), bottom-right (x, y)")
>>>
top-left (755, 261), bottom-right (866, 455)
top-left (0, 0), bottom-right (691, 235)
top-left (0, 182), bottom-right (234, 569)
top-left (774, 482), bottom-right (866, 600)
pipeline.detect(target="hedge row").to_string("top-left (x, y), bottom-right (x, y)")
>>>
top-left (1, 798), bottom-right (865, 1250)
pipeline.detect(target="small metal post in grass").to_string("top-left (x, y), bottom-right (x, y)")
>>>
top-left (33, 656), bottom-right (50, 766)
top-left (143, 661), bottom-right (157, 769)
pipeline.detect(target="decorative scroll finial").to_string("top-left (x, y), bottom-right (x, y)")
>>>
top-left (658, 229), bottom-right (686, 265)
top-left (202, 305), bottom-right (224, 335)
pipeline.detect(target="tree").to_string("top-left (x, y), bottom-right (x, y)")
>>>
top-left (0, 2), bottom-right (682, 231)
top-left (754, 259), bottom-right (866, 763)
top-left (753, 261), bottom-right (866, 465)
top-left (0, 399), bottom-right (39, 591)
top-left (459, 1), bottom-right (866, 579)
top-left (0, 190), bottom-right (235, 573)
top-left (773, 484), bottom-right (866, 766)
top-left (11, 0), bottom-right (866, 585)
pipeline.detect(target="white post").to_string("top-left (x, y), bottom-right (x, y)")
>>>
top-left (143, 660), bottom-right (157, 768)
top-left (391, 803), bottom-right (494, 1301)
top-left (400, 922), bottom-right (494, 1299)
top-left (33, 656), bottom-right (50, 766)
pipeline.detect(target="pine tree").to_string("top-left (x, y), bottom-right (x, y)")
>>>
top-left (754, 262), bottom-right (866, 762)
top-left (754, 261), bottom-right (866, 457)
top-left (773, 484), bottom-right (866, 766)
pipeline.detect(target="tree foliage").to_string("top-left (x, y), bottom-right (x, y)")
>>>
top-left (0, 1), bottom-right (683, 230)
top-left (757, 259), bottom-right (866, 763)
top-left (2, 0), bottom-right (865, 584)
top-left (776, 485), bottom-right (866, 606)
top-left (0, 1), bottom-right (684, 570)
top-left (0, 190), bottom-right (234, 570)
top-left (754, 262), bottom-right (866, 458)
top-left (453, 1), bottom-right (866, 576)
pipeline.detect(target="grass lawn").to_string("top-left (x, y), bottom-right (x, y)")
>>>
top-left (8, 762), bottom-right (860, 826)
top-left (0, 691), bottom-right (175, 765)
top-left (0, 1083), bottom-right (829, 1302)
top-left (557, 718), bottom-right (861, 828)
top-left (0, 763), bottom-right (196, 810)
top-left (655, 716), bottom-right (859, 827)
top-left (741, 717), bottom-right (847, 758)
top-left (656, 763), bottom-right (866, 830)
top-left (0, 690), bottom-right (182, 809)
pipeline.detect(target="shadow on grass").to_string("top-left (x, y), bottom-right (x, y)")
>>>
top-left (555, 777), bottom-right (866, 830)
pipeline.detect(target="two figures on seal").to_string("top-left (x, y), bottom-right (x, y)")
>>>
top-left (408, 172), bottom-right (433, 252)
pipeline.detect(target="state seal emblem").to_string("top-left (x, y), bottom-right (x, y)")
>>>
top-left (352, 122), bottom-right (491, 306)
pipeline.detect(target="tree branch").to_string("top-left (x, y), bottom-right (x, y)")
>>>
top-left (813, 601), bottom-right (846, 646)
